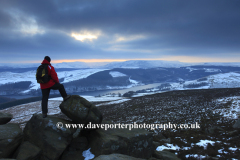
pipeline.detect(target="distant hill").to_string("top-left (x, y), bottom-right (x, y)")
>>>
top-left (102, 60), bottom-right (189, 69)
top-left (0, 96), bottom-right (15, 104)
top-left (1, 63), bottom-right (240, 96)
top-left (0, 94), bottom-right (61, 110)
top-left (1, 60), bottom-right (240, 69)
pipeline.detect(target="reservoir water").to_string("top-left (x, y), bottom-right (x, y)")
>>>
top-left (78, 83), bottom-right (162, 96)
top-left (3, 83), bottom-right (162, 99)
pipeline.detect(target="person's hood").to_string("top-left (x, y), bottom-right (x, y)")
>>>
top-left (41, 59), bottom-right (51, 65)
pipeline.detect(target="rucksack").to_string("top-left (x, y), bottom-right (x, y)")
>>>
top-left (36, 64), bottom-right (51, 83)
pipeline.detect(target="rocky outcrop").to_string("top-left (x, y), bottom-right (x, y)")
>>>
top-left (153, 134), bottom-right (170, 145)
top-left (13, 141), bottom-right (41, 160)
top-left (87, 127), bottom-right (153, 159)
top-left (23, 114), bottom-right (76, 160)
top-left (0, 123), bottom-right (23, 158)
top-left (153, 150), bottom-right (181, 160)
top-left (233, 119), bottom-right (240, 129)
top-left (0, 112), bottom-right (13, 125)
top-left (94, 153), bottom-right (146, 160)
top-left (152, 141), bottom-right (161, 150)
top-left (60, 136), bottom-right (88, 160)
top-left (0, 95), bottom-right (183, 160)
top-left (59, 95), bottom-right (103, 125)
top-left (60, 151), bottom-right (85, 160)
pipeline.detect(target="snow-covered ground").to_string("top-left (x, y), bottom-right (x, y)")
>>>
top-left (50, 95), bottom-right (127, 102)
top-left (173, 72), bottom-right (240, 90)
top-left (58, 69), bottom-right (108, 83)
top-left (214, 96), bottom-right (240, 119)
top-left (95, 99), bottom-right (131, 106)
top-left (1, 100), bottom-right (62, 129)
top-left (156, 139), bottom-right (238, 159)
top-left (129, 77), bottom-right (139, 84)
top-left (186, 67), bottom-right (221, 73)
top-left (109, 71), bottom-right (127, 77)
top-left (0, 95), bottom-right (129, 127)
top-left (128, 72), bottom-right (240, 98)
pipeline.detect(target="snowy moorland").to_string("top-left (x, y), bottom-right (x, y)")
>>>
top-left (182, 72), bottom-right (240, 89)
top-left (128, 72), bottom-right (240, 98)
top-left (98, 88), bottom-right (240, 159)
top-left (1, 88), bottom-right (240, 159)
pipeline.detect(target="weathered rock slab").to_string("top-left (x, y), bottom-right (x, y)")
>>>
top-left (23, 114), bottom-right (76, 160)
top-left (60, 136), bottom-right (88, 160)
top-left (59, 95), bottom-right (103, 124)
top-left (153, 150), bottom-right (181, 160)
top-left (60, 151), bottom-right (85, 160)
top-left (0, 112), bottom-right (13, 125)
top-left (14, 141), bottom-right (41, 160)
top-left (87, 128), bottom-right (153, 159)
top-left (152, 141), bottom-right (161, 150)
top-left (94, 153), bottom-right (146, 160)
top-left (68, 136), bottom-right (88, 151)
top-left (0, 123), bottom-right (23, 158)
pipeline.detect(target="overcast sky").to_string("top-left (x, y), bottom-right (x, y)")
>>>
top-left (0, 0), bottom-right (240, 63)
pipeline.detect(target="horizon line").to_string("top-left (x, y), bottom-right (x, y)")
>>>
top-left (1, 57), bottom-right (240, 64)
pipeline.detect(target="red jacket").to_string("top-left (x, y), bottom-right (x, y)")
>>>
top-left (40, 59), bottom-right (59, 89)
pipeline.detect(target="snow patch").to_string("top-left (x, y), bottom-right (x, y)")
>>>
top-left (214, 96), bottom-right (240, 119)
top-left (204, 68), bottom-right (221, 72)
top-left (129, 77), bottom-right (139, 84)
top-left (185, 154), bottom-right (206, 158)
top-left (96, 99), bottom-right (131, 106)
top-left (109, 71), bottom-right (127, 77)
top-left (195, 140), bottom-right (216, 149)
top-left (156, 144), bottom-right (180, 151)
top-left (58, 69), bottom-right (108, 83)
top-left (50, 95), bottom-right (125, 102)
top-left (82, 148), bottom-right (94, 160)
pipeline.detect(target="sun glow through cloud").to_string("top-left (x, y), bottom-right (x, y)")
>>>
top-left (115, 34), bottom-right (146, 42)
top-left (70, 30), bottom-right (101, 42)
top-left (71, 33), bottom-right (97, 41)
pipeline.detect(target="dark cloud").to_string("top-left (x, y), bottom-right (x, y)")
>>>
top-left (0, 0), bottom-right (240, 62)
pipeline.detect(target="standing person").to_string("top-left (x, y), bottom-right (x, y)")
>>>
top-left (39, 56), bottom-right (71, 118)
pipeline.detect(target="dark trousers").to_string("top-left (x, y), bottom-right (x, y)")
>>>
top-left (41, 83), bottom-right (67, 114)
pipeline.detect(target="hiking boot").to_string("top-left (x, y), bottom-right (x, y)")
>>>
top-left (64, 95), bottom-right (71, 101)
top-left (43, 113), bottom-right (47, 118)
